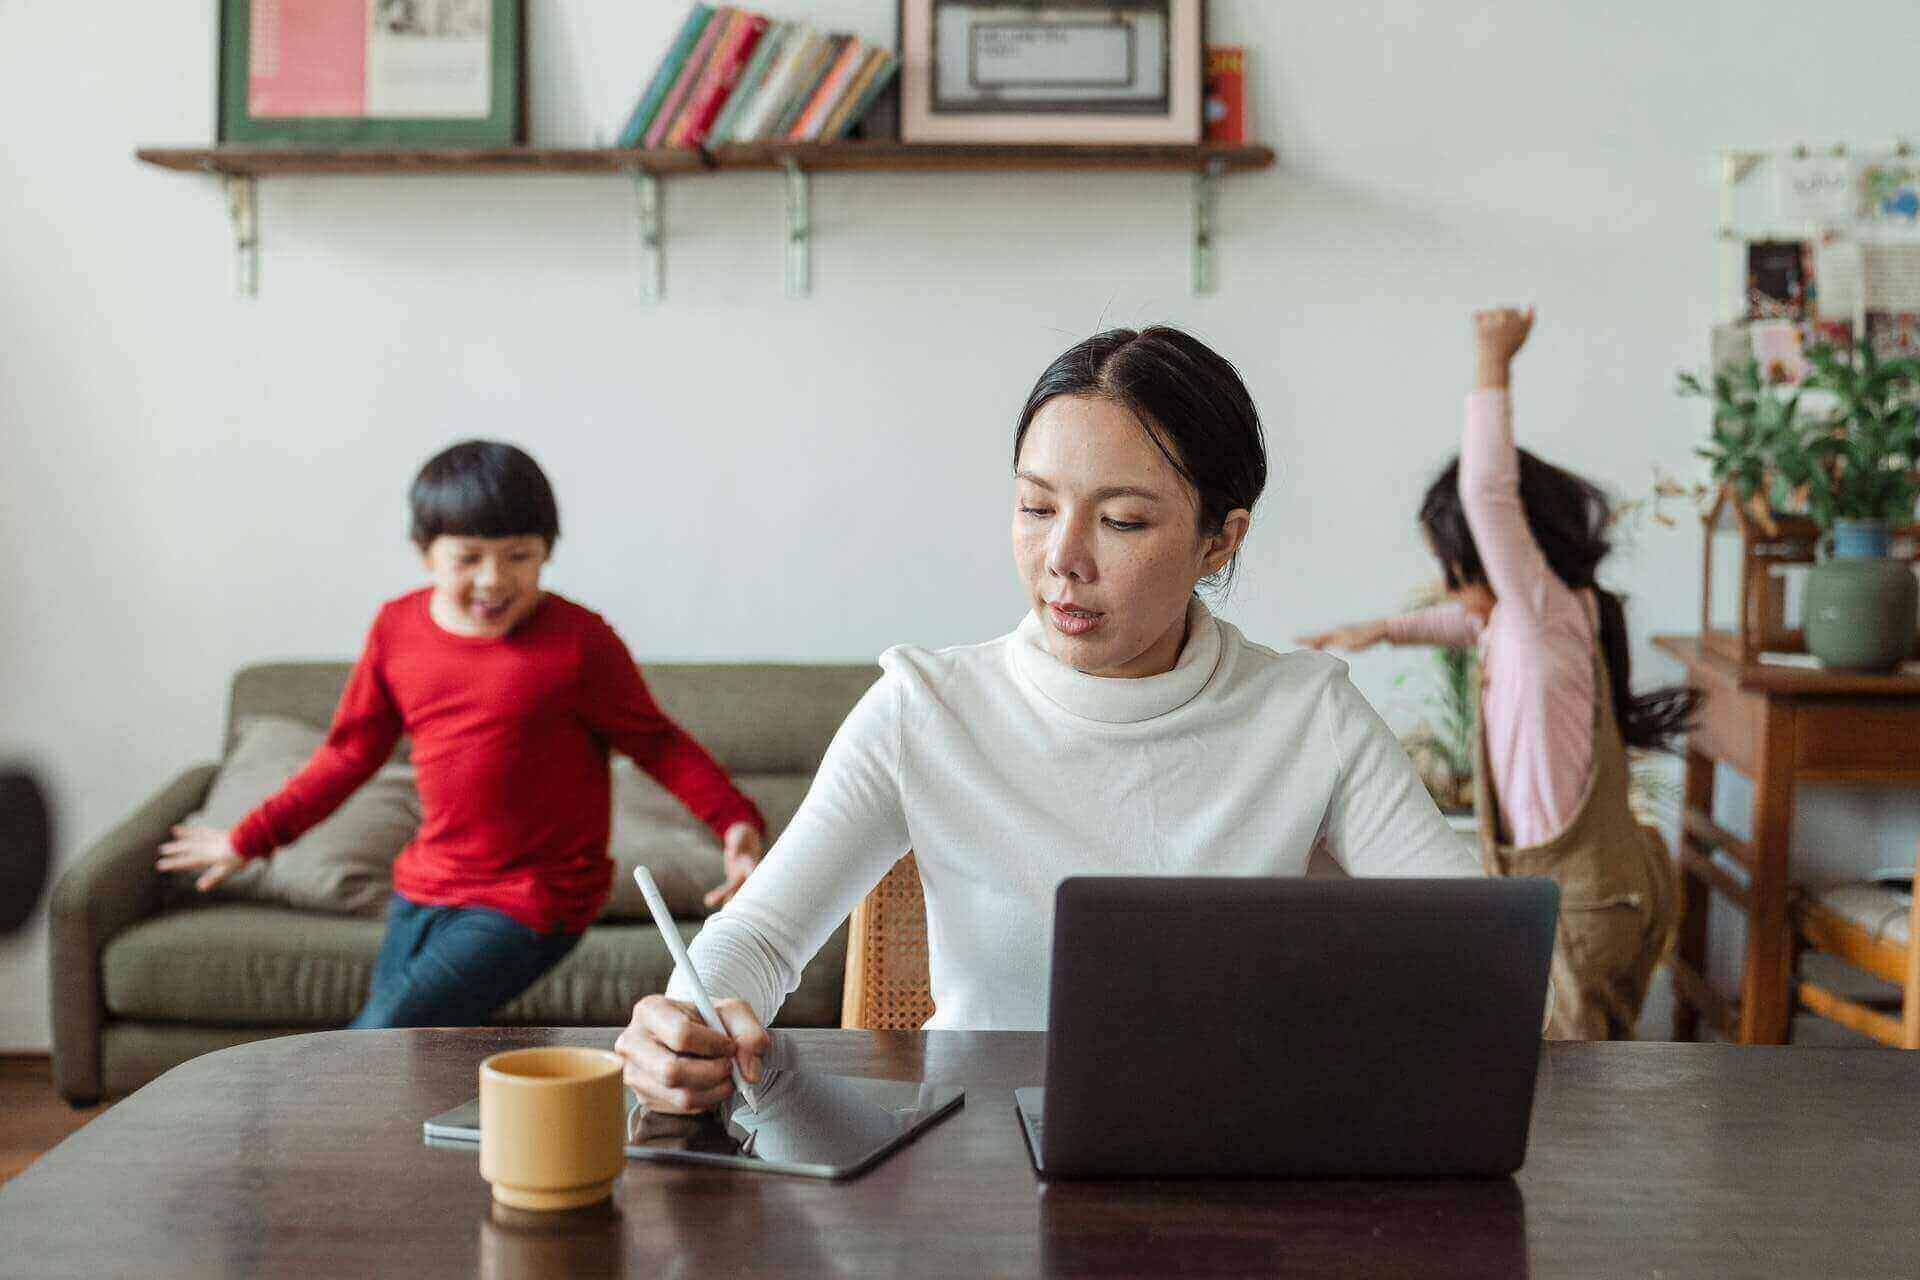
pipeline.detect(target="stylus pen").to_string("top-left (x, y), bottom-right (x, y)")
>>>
top-left (631, 865), bottom-right (762, 1113)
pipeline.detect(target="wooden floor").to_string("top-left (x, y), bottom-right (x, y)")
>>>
top-left (0, 1057), bottom-right (108, 1187)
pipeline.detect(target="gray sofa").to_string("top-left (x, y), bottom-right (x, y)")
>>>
top-left (50, 660), bottom-right (881, 1104)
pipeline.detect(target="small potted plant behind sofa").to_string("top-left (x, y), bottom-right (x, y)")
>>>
top-left (1678, 344), bottom-right (1920, 671)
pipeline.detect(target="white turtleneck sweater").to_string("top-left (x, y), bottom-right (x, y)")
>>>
top-left (668, 600), bottom-right (1482, 1032)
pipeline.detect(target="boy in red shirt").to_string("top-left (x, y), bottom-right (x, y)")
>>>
top-left (158, 441), bottom-right (766, 1027)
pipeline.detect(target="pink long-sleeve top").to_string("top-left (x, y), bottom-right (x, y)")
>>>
top-left (1386, 389), bottom-right (1597, 848)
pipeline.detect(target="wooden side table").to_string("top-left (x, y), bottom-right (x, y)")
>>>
top-left (1655, 635), bottom-right (1920, 1044)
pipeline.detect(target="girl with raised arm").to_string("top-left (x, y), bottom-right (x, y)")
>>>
top-left (1301, 308), bottom-right (1692, 1039)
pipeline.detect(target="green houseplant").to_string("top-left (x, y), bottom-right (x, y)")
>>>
top-left (1397, 642), bottom-right (1477, 814)
top-left (1677, 344), bottom-right (1920, 670)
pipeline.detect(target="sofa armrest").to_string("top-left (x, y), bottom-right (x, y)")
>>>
top-left (49, 765), bottom-right (218, 1104)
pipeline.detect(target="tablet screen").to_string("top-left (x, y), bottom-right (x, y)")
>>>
top-left (424, 1070), bottom-right (965, 1180)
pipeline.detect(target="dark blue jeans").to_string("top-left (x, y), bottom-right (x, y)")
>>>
top-left (348, 893), bottom-right (582, 1029)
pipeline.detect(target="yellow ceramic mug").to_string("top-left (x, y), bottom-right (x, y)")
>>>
top-left (478, 1047), bottom-right (626, 1211)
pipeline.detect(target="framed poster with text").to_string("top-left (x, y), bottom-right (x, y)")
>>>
top-left (219, 0), bottom-right (524, 147)
top-left (899, 0), bottom-right (1203, 144)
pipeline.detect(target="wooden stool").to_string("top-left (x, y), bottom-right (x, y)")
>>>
top-left (840, 853), bottom-right (935, 1031)
top-left (1790, 844), bottom-right (1919, 1048)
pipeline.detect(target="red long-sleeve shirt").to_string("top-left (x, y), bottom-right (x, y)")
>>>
top-left (230, 589), bottom-right (763, 933)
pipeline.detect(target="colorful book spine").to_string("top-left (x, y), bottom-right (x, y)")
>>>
top-left (673, 12), bottom-right (770, 149)
top-left (787, 38), bottom-right (867, 142)
top-left (820, 47), bottom-right (887, 142)
top-left (614, 5), bottom-right (713, 149)
top-left (666, 11), bottom-right (743, 147)
top-left (734, 27), bottom-right (822, 143)
top-left (645, 6), bottom-right (733, 149)
top-left (833, 52), bottom-right (898, 140)
top-left (708, 19), bottom-right (789, 146)
top-left (771, 35), bottom-right (847, 142)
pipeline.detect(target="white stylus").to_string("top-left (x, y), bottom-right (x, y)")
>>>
top-left (631, 865), bottom-right (762, 1113)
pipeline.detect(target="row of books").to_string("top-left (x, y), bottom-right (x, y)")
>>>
top-left (616, 6), bottom-right (899, 151)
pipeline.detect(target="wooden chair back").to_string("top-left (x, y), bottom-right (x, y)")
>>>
top-left (840, 853), bottom-right (935, 1031)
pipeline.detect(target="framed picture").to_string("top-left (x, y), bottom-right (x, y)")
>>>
top-left (219, 0), bottom-right (525, 147)
top-left (898, 0), bottom-right (1203, 145)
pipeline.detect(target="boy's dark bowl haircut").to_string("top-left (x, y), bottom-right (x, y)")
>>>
top-left (410, 441), bottom-right (560, 549)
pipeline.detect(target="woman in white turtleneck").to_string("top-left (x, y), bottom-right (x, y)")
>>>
top-left (615, 327), bottom-right (1482, 1114)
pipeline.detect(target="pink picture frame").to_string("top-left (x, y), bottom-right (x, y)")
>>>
top-left (899, 0), bottom-right (1203, 145)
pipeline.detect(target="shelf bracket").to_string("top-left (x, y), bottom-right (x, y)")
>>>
top-left (785, 159), bottom-right (812, 299)
top-left (1192, 158), bottom-right (1226, 296)
top-left (224, 174), bottom-right (258, 299)
top-left (630, 168), bottom-right (664, 303)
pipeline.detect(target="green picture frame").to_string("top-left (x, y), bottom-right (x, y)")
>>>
top-left (218, 0), bottom-right (525, 148)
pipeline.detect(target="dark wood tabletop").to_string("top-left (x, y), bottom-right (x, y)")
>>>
top-left (3, 1029), bottom-right (1917, 1278)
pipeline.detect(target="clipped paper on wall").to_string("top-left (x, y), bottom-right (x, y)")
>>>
top-left (1861, 243), bottom-right (1920, 358)
top-left (1776, 151), bottom-right (1854, 225)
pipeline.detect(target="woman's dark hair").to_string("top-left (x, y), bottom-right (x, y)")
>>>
top-left (409, 440), bottom-right (560, 549)
top-left (1419, 451), bottom-right (1697, 752)
top-left (1012, 326), bottom-right (1267, 593)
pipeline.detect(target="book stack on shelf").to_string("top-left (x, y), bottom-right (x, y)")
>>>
top-left (618, 6), bottom-right (899, 151)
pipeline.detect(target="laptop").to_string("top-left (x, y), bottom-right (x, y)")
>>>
top-left (1015, 876), bottom-right (1559, 1179)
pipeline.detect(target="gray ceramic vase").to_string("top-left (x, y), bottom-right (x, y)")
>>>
top-left (1802, 519), bottom-right (1918, 672)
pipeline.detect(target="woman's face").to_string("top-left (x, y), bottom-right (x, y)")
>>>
top-left (1013, 395), bottom-right (1248, 678)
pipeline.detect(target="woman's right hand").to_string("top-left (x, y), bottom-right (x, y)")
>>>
top-left (614, 994), bottom-right (770, 1115)
top-left (1297, 621), bottom-right (1389, 652)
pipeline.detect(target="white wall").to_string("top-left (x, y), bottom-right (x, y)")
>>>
top-left (3, 0), bottom-right (1916, 1049)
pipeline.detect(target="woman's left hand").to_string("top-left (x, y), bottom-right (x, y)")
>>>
top-left (705, 822), bottom-right (766, 909)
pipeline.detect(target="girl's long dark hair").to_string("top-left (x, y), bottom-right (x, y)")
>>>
top-left (1419, 451), bottom-right (1698, 752)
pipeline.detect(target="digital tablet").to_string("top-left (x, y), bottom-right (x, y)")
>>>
top-left (423, 1068), bottom-right (964, 1181)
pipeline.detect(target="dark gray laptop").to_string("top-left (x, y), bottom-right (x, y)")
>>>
top-left (1015, 876), bottom-right (1559, 1179)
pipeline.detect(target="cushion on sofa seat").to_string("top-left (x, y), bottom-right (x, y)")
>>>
top-left (105, 905), bottom-right (386, 1025)
top-left (176, 715), bottom-right (418, 916)
top-left (102, 902), bottom-right (848, 1028)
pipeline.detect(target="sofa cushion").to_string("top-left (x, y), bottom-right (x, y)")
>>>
top-left (101, 903), bottom-right (847, 1028)
top-left (105, 905), bottom-right (386, 1026)
top-left (602, 766), bottom-right (812, 919)
top-left (177, 715), bottom-right (419, 916)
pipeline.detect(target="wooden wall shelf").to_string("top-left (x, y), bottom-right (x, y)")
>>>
top-left (135, 142), bottom-right (1274, 177)
top-left (134, 142), bottom-right (1276, 299)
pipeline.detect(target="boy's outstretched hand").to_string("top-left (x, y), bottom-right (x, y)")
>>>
top-left (1474, 306), bottom-right (1534, 388)
top-left (157, 824), bottom-right (244, 892)
top-left (703, 821), bottom-right (765, 910)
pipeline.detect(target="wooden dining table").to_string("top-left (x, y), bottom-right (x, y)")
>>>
top-left (2, 1027), bottom-right (1917, 1278)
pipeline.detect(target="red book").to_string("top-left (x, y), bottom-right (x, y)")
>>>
top-left (673, 12), bottom-right (770, 148)
top-left (646, 7), bottom-right (734, 149)
top-left (1204, 46), bottom-right (1246, 145)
